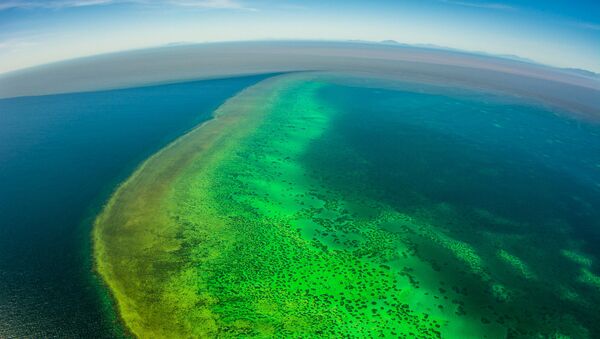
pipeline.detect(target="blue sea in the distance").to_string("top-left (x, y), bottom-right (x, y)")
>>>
top-left (0, 75), bottom-right (269, 337)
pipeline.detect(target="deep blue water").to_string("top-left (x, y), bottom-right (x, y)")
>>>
top-left (322, 86), bottom-right (599, 210)
top-left (0, 75), bottom-right (269, 337)
top-left (305, 82), bottom-right (600, 336)
top-left (314, 83), bottom-right (600, 257)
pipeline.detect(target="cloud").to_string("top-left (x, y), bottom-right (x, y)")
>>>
top-left (0, 0), bottom-right (115, 10)
top-left (440, 1), bottom-right (600, 32)
top-left (574, 21), bottom-right (600, 31)
top-left (0, 0), bottom-right (255, 11)
top-left (0, 37), bottom-right (40, 51)
top-left (440, 0), bottom-right (515, 11)
top-left (165, 0), bottom-right (256, 11)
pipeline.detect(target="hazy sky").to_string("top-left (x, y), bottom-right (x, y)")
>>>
top-left (0, 0), bottom-right (599, 73)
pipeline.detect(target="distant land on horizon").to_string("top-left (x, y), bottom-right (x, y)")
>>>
top-left (0, 40), bottom-right (598, 119)
top-left (374, 39), bottom-right (598, 77)
top-left (2, 39), bottom-right (598, 80)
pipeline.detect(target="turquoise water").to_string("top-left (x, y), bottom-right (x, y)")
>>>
top-left (0, 75), bottom-right (269, 337)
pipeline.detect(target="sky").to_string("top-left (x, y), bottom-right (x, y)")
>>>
top-left (0, 0), bottom-right (599, 74)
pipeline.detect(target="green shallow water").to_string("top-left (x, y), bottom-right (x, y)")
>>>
top-left (95, 73), bottom-right (600, 337)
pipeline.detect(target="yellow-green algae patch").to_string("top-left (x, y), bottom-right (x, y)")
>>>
top-left (95, 73), bottom-right (599, 338)
top-left (94, 75), bottom-right (295, 337)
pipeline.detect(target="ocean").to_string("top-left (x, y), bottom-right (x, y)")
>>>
top-left (92, 73), bottom-right (600, 337)
top-left (0, 74), bottom-right (269, 337)
top-left (1, 71), bottom-right (599, 337)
